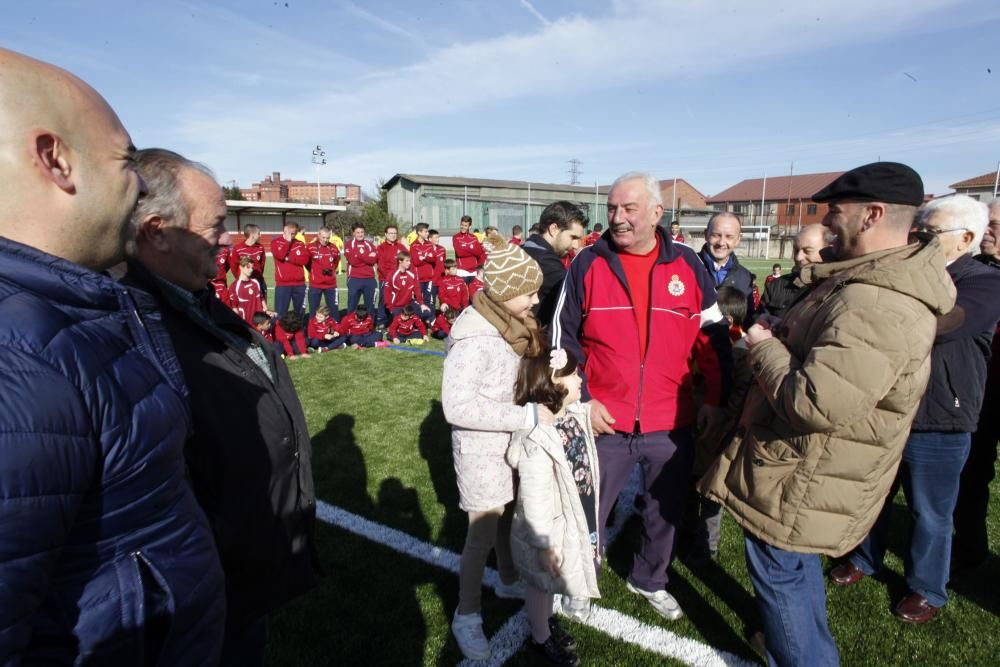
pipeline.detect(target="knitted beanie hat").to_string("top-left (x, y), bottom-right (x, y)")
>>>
top-left (482, 235), bottom-right (543, 302)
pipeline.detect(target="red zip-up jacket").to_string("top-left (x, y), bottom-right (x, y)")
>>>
top-left (438, 275), bottom-right (469, 312)
top-left (584, 231), bottom-right (601, 247)
top-left (307, 241), bottom-right (340, 288)
top-left (213, 247), bottom-right (231, 284)
top-left (274, 321), bottom-right (307, 356)
top-left (271, 236), bottom-right (309, 286)
top-left (431, 244), bottom-right (447, 285)
top-left (227, 277), bottom-right (265, 325)
top-left (452, 232), bottom-right (485, 272)
top-left (377, 240), bottom-right (407, 282)
top-left (307, 316), bottom-right (337, 341)
top-left (383, 269), bottom-right (424, 311)
top-left (336, 312), bottom-right (373, 336)
top-left (510, 236), bottom-right (523, 246)
top-left (212, 280), bottom-right (230, 306)
top-left (409, 240), bottom-right (437, 282)
top-left (469, 278), bottom-right (484, 302)
top-left (344, 238), bottom-right (378, 279)
top-left (389, 314), bottom-right (427, 338)
top-left (553, 226), bottom-right (732, 433)
top-left (431, 313), bottom-right (452, 337)
top-left (229, 241), bottom-right (266, 280)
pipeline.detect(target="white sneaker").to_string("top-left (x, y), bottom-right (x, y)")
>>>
top-left (452, 611), bottom-right (490, 660)
top-left (561, 596), bottom-right (592, 623)
top-left (625, 580), bottom-right (684, 620)
top-left (494, 577), bottom-right (527, 599)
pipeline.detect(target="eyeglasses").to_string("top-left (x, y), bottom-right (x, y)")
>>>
top-left (911, 224), bottom-right (970, 236)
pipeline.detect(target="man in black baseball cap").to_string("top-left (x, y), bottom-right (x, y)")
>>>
top-left (812, 161), bottom-right (924, 260)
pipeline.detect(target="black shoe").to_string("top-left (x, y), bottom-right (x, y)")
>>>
top-left (547, 616), bottom-right (577, 651)
top-left (530, 635), bottom-right (579, 666)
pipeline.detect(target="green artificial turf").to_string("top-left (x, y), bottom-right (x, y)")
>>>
top-left (264, 347), bottom-right (1000, 666)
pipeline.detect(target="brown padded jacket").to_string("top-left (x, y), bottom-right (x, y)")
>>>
top-left (699, 237), bottom-right (956, 556)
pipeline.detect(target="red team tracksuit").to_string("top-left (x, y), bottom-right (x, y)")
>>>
top-left (376, 239), bottom-right (408, 326)
top-left (337, 311), bottom-right (379, 348)
top-left (227, 278), bottom-right (265, 325)
top-left (383, 269), bottom-right (428, 318)
top-left (307, 316), bottom-right (346, 350)
top-left (229, 241), bottom-right (268, 294)
top-left (388, 314), bottom-right (427, 342)
top-left (437, 275), bottom-right (469, 312)
top-left (271, 236), bottom-right (309, 317)
top-left (452, 232), bottom-right (485, 275)
top-left (274, 320), bottom-right (308, 357)
top-left (210, 247), bottom-right (231, 304)
top-left (431, 313), bottom-right (452, 339)
top-left (343, 238), bottom-right (378, 314)
top-left (409, 239), bottom-right (437, 305)
top-left (307, 240), bottom-right (341, 321)
top-left (468, 277), bottom-right (484, 302)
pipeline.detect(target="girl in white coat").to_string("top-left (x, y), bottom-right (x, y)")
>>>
top-left (508, 348), bottom-right (601, 666)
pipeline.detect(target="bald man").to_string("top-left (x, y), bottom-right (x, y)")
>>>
top-left (758, 224), bottom-right (832, 318)
top-left (698, 212), bottom-right (756, 324)
top-left (0, 49), bottom-right (224, 662)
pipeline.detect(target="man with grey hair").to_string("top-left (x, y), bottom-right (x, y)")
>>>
top-left (555, 171), bottom-right (732, 620)
top-left (124, 148), bottom-right (320, 664)
top-left (830, 194), bottom-right (1000, 624)
top-left (953, 198), bottom-right (1000, 570)
top-left (758, 223), bottom-right (832, 318)
top-left (698, 212), bottom-right (756, 323)
top-left (0, 49), bottom-right (224, 662)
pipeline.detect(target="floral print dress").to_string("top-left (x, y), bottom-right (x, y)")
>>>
top-left (554, 415), bottom-right (598, 557)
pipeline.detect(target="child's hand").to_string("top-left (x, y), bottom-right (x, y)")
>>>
top-left (538, 547), bottom-right (561, 577)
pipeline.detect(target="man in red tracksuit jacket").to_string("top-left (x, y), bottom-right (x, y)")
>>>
top-left (554, 172), bottom-right (732, 621)
top-left (388, 304), bottom-right (428, 344)
top-left (272, 222), bottom-right (309, 317)
top-left (343, 222), bottom-right (378, 315)
top-left (211, 245), bottom-right (230, 299)
top-left (437, 258), bottom-right (469, 313)
top-left (452, 215), bottom-right (485, 283)
top-left (230, 224), bottom-right (268, 297)
top-left (429, 229), bottom-right (446, 307)
top-left (384, 253), bottom-right (432, 320)
top-left (307, 227), bottom-right (341, 322)
top-left (336, 304), bottom-right (380, 348)
top-left (376, 224), bottom-right (407, 328)
top-left (409, 222), bottom-right (437, 308)
top-left (228, 257), bottom-right (267, 325)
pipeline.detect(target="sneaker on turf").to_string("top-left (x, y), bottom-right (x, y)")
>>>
top-left (560, 596), bottom-right (592, 623)
top-left (494, 577), bottom-right (526, 599)
top-left (548, 616), bottom-right (577, 651)
top-left (626, 580), bottom-right (683, 620)
top-left (530, 635), bottom-right (579, 666)
top-left (451, 611), bottom-right (490, 660)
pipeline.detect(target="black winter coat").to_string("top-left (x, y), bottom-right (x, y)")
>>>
top-left (911, 253), bottom-right (1000, 433)
top-left (123, 263), bottom-right (320, 635)
top-left (697, 245), bottom-right (756, 326)
top-left (522, 233), bottom-right (567, 326)
top-left (759, 272), bottom-right (803, 318)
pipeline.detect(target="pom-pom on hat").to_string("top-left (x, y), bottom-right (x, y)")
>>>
top-left (481, 234), bottom-right (543, 302)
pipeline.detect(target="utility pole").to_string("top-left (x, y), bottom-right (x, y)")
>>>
top-left (311, 145), bottom-right (327, 204)
top-left (567, 159), bottom-right (582, 185)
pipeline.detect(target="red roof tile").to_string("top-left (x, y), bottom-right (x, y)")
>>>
top-left (949, 170), bottom-right (1000, 189)
top-left (707, 172), bottom-right (843, 203)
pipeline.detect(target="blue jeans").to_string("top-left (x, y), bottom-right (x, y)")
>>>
top-left (308, 286), bottom-right (340, 321)
top-left (347, 277), bottom-right (376, 314)
top-left (744, 532), bottom-right (839, 667)
top-left (849, 430), bottom-right (972, 607)
top-left (419, 280), bottom-right (434, 308)
top-left (274, 285), bottom-right (305, 318)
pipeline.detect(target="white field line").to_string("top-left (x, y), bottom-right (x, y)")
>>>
top-left (315, 491), bottom-right (754, 667)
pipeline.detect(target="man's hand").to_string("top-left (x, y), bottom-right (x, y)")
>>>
top-left (588, 399), bottom-right (616, 435)
top-left (745, 321), bottom-right (775, 348)
top-left (697, 404), bottom-right (721, 435)
top-left (538, 546), bottom-right (561, 577)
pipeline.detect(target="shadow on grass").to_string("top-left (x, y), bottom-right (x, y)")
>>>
top-left (418, 400), bottom-right (466, 552)
top-left (948, 553), bottom-right (1000, 616)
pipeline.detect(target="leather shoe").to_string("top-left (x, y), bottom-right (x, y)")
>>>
top-left (829, 561), bottom-right (866, 586)
top-left (894, 592), bottom-right (940, 624)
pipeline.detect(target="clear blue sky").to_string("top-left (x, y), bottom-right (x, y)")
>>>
top-left (4, 0), bottom-right (999, 198)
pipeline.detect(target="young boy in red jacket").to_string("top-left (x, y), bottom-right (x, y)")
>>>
top-left (252, 311), bottom-right (275, 343)
top-left (228, 256), bottom-right (268, 325)
top-left (429, 229), bottom-right (446, 308)
top-left (307, 305), bottom-right (347, 352)
top-left (388, 304), bottom-right (428, 344)
top-left (468, 265), bottom-right (485, 303)
top-left (211, 245), bottom-right (231, 298)
top-left (384, 252), bottom-right (433, 321)
top-left (408, 222), bottom-right (437, 307)
top-left (230, 224), bottom-right (268, 297)
top-left (452, 215), bottom-right (485, 283)
top-left (337, 304), bottom-right (380, 349)
top-left (272, 222), bottom-right (309, 318)
top-left (376, 224), bottom-right (408, 328)
top-left (274, 312), bottom-right (309, 359)
top-left (437, 259), bottom-right (470, 313)
top-left (431, 308), bottom-right (457, 340)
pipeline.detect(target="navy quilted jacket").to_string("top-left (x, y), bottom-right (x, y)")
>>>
top-left (0, 238), bottom-right (225, 664)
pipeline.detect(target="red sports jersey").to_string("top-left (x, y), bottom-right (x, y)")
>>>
top-left (431, 313), bottom-right (452, 337)
top-left (510, 236), bottom-right (523, 246)
top-left (383, 268), bottom-right (424, 311)
top-left (344, 238), bottom-right (378, 279)
top-left (308, 241), bottom-right (340, 288)
top-left (409, 239), bottom-right (437, 282)
top-left (468, 277), bottom-right (484, 302)
top-left (337, 312), bottom-right (374, 336)
top-left (307, 316), bottom-right (337, 341)
top-left (437, 275), bottom-right (470, 312)
top-left (584, 231), bottom-right (601, 247)
top-left (377, 240), bottom-right (408, 282)
top-left (431, 244), bottom-right (447, 285)
top-left (214, 247), bottom-right (231, 283)
top-left (274, 322), bottom-right (307, 356)
top-left (211, 280), bottom-right (230, 306)
top-left (389, 314), bottom-right (427, 338)
top-left (256, 326), bottom-right (274, 344)
top-left (271, 236), bottom-right (309, 286)
top-left (230, 241), bottom-right (267, 279)
top-left (452, 232), bottom-right (486, 272)
top-left (227, 278), bottom-right (265, 325)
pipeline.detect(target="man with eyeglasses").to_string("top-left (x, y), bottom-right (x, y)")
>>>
top-left (830, 194), bottom-right (1000, 624)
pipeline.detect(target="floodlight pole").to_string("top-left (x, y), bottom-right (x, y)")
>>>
top-left (311, 145), bottom-right (327, 204)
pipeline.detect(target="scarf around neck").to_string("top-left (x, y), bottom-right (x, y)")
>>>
top-left (472, 290), bottom-right (544, 357)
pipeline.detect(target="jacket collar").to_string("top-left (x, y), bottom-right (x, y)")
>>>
top-left (523, 233), bottom-right (555, 254)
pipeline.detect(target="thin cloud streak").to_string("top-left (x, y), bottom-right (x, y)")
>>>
top-left (519, 0), bottom-right (551, 27)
